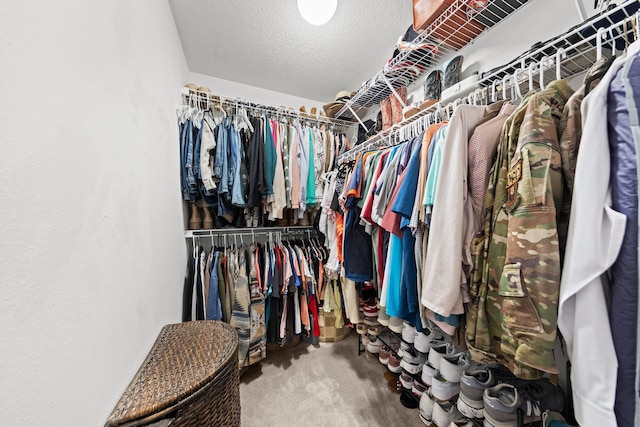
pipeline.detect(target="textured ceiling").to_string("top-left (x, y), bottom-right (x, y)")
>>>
top-left (169, 0), bottom-right (413, 103)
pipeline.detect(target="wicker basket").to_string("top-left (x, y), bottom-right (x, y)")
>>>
top-left (105, 321), bottom-right (240, 427)
top-left (318, 310), bottom-right (350, 342)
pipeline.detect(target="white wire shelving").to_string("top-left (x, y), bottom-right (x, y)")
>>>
top-left (334, 0), bottom-right (532, 121)
top-left (338, 0), bottom-right (640, 163)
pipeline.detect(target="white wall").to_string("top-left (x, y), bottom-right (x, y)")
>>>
top-left (189, 72), bottom-right (326, 114)
top-left (0, 1), bottom-right (189, 425)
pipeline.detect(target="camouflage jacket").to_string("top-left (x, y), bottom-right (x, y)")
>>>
top-left (467, 80), bottom-right (574, 378)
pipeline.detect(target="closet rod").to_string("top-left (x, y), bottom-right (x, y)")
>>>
top-left (185, 226), bottom-right (315, 239)
top-left (338, 0), bottom-right (640, 163)
top-left (180, 87), bottom-right (355, 130)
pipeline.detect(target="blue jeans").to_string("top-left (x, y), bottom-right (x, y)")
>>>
top-left (229, 124), bottom-right (246, 207)
top-left (182, 120), bottom-right (199, 202)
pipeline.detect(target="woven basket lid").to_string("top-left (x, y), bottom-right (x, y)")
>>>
top-left (105, 321), bottom-right (238, 427)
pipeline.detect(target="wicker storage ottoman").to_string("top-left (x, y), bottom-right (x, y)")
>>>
top-left (105, 321), bottom-right (240, 427)
top-left (318, 310), bottom-right (350, 342)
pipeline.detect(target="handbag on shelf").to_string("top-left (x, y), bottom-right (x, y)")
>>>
top-left (412, 0), bottom-right (456, 32)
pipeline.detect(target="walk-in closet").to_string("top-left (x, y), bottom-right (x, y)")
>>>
top-left (3, 1), bottom-right (640, 426)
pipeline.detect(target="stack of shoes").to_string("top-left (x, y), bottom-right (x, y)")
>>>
top-left (378, 330), bottom-right (399, 366)
top-left (457, 364), bottom-right (515, 419)
top-left (483, 378), bottom-right (565, 427)
top-left (362, 299), bottom-right (379, 325)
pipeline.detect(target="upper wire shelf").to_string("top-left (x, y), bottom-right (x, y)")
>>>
top-left (338, 0), bottom-right (640, 162)
top-left (180, 87), bottom-right (355, 130)
top-left (335, 0), bottom-right (531, 120)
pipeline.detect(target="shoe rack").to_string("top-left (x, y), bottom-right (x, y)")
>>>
top-left (338, 0), bottom-right (640, 164)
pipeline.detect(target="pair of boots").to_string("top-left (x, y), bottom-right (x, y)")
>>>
top-left (380, 86), bottom-right (407, 131)
top-left (422, 55), bottom-right (464, 103)
top-left (189, 200), bottom-right (213, 230)
top-left (244, 207), bottom-right (260, 228)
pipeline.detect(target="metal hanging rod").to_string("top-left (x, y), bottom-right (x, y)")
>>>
top-left (180, 87), bottom-right (355, 130)
top-left (185, 226), bottom-right (316, 239)
top-left (338, 1), bottom-right (640, 164)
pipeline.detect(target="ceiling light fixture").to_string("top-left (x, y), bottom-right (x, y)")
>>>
top-left (297, 0), bottom-right (337, 26)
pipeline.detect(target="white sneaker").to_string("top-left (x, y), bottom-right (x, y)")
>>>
top-left (419, 390), bottom-right (435, 425)
top-left (400, 369), bottom-right (414, 389)
top-left (377, 305), bottom-right (390, 326)
top-left (401, 346), bottom-right (427, 375)
top-left (389, 316), bottom-right (403, 333)
top-left (457, 395), bottom-right (485, 419)
top-left (421, 362), bottom-right (437, 386)
top-left (432, 372), bottom-right (461, 402)
top-left (402, 322), bottom-right (418, 344)
top-left (366, 336), bottom-right (383, 354)
top-left (428, 342), bottom-right (459, 370)
top-left (440, 352), bottom-right (470, 383)
top-left (412, 379), bottom-right (428, 399)
top-left (432, 400), bottom-right (468, 427)
top-left (414, 325), bottom-right (448, 353)
top-left (398, 340), bottom-right (410, 358)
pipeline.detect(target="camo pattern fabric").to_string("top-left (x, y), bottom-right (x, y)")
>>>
top-left (467, 80), bottom-right (574, 379)
top-left (557, 58), bottom-right (609, 254)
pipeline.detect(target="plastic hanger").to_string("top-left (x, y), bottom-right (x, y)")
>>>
top-left (556, 48), bottom-right (567, 80)
top-left (528, 63), bottom-right (536, 92)
top-left (596, 27), bottom-right (607, 60)
top-left (539, 56), bottom-right (550, 89)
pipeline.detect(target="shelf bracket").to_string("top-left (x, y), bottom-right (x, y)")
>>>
top-left (382, 76), bottom-right (407, 109)
top-left (346, 104), bottom-right (369, 133)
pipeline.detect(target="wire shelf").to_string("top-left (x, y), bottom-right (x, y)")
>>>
top-left (335, 0), bottom-right (531, 119)
top-left (338, 0), bottom-right (640, 163)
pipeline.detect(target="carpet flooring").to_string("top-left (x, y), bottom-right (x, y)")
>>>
top-left (239, 332), bottom-right (424, 427)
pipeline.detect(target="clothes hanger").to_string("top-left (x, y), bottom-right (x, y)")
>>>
top-left (528, 62), bottom-right (536, 92)
top-left (556, 48), bottom-right (567, 80)
top-left (491, 80), bottom-right (499, 103)
top-left (596, 27), bottom-right (607, 60)
top-left (539, 56), bottom-right (550, 89)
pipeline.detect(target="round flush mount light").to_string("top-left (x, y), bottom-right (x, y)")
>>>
top-left (297, 0), bottom-right (338, 26)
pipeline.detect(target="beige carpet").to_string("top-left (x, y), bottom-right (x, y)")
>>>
top-left (239, 332), bottom-right (424, 427)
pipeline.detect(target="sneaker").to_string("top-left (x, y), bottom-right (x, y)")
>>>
top-left (542, 410), bottom-right (570, 426)
top-left (420, 390), bottom-right (436, 425)
top-left (378, 306), bottom-right (390, 326)
top-left (484, 379), bottom-right (565, 427)
top-left (440, 352), bottom-right (471, 383)
top-left (379, 346), bottom-right (391, 366)
top-left (400, 369), bottom-right (415, 389)
top-left (363, 303), bottom-right (379, 325)
top-left (356, 323), bottom-right (367, 335)
top-left (432, 400), bottom-right (468, 427)
top-left (388, 352), bottom-right (402, 374)
top-left (389, 316), bottom-right (403, 333)
top-left (402, 322), bottom-right (417, 343)
top-left (415, 325), bottom-right (447, 353)
top-left (401, 347), bottom-right (427, 375)
top-left (432, 372), bottom-right (461, 402)
top-left (422, 362), bottom-right (437, 386)
top-left (458, 365), bottom-right (515, 419)
top-left (412, 378), bottom-right (428, 399)
top-left (368, 325), bottom-right (381, 336)
top-left (398, 340), bottom-right (411, 358)
top-left (428, 342), bottom-right (460, 370)
top-left (366, 336), bottom-right (383, 354)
